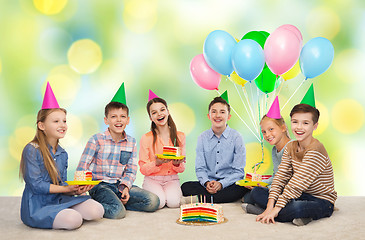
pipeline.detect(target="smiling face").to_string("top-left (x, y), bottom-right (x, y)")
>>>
top-left (208, 102), bottom-right (231, 132)
top-left (260, 117), bottom-right (287, 146)
top-left (149, 102), bottom-right (169, 127)
top-left (291, 112), bottom-right (318, 145)
top-left (38, 109), bottom-right (67, 143)
top-left (104, 107), bottom-right (130, 138)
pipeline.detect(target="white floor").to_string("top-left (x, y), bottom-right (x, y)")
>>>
top-left (1, 196), bottom-right (364, 240)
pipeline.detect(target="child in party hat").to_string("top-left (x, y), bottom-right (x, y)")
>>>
top-left (241, 96), bottom-right (291, 214)
top-left (181, 91), bottom-right (249, 203)
top-left (77, 83), bottom-right (159, 219)
top-left (20, 82), bottom-right (104, 230)
top-left (253, 84), bottom-right (337, 226)
top-left (138, 90), bottom-right (186, 209)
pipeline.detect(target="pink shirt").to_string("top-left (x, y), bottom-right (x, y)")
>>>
top-left (139, 131), bottom-right (186, 176)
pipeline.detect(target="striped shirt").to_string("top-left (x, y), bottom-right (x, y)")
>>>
top-left (269, 138), bottom-right (337, 208)
top-left (77, 129), bottom-right (137, 193)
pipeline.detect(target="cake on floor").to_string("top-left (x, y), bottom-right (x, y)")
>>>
top-left (179, 202), bottom-right (224, 223)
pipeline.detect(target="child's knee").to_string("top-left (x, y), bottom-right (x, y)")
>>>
top-left (147, 193), bottom-right (160, 211)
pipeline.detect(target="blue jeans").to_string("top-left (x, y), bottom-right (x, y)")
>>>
top-left (89, 182), bottom-right (160, 219)
top-left (251, 187), bottom-right (334, 222)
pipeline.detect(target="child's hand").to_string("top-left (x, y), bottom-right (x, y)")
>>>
top-left (121, 187), bottom-right (130, 205)
top-left (155, 155), bottom-right (170, 166)
top-left (256, 207), bottom-right (281, 224)
top-left (244, 186), bottom-right (254, 190)
top-left (211, 181), bottom-right (222, 192)
top-left (77, 185), bottom-right (94, 195)
top-left (171, 158), bottom-right (185, 167)
top-left (64, 185), bottom-right (80, 195)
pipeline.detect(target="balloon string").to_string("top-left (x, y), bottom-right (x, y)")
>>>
top-left (242, 85), bottom-right (259, 131)
top-left (216, 90), bottom-right (261, 142)
top-left (231, 80), bottom-right (258, 134)
top-left (281, 78), bottom-right (306, 111)
top-left (276, 76), bottom-right (285, 97)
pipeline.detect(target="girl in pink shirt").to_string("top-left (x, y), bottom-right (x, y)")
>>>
top-left (139, 97), bottom-right (186, 209)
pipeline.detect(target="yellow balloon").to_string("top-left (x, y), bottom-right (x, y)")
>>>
top-left (67, 39), bottom-right (103, 74)
top-left (33, 0), bottom-right (68, 15)
top-left (281, 60), bottom-right (301, 81)
top-left (230, 71), bottom-right (248, 87)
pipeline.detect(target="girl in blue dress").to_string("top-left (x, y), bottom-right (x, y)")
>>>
top-left (20, 107), bottom-right (104, 229)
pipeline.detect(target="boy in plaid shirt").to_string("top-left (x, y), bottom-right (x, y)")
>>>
top-left (77, 84), bottom-right (159, 219)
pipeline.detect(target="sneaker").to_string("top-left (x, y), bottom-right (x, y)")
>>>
top-left (292, 218), bottom-right (313, 226)
top-left (180, 195), bottom-right (198, 205)
top-left (241, 203), bottom-right (248, 213)
top-left (242, 203), bottom-right (265, 215)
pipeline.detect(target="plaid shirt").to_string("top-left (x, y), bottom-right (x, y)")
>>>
top-left (77, 129), bottom-right (137, 193)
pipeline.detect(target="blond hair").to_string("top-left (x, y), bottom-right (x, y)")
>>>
top-left (260, 114), bottom-right (290, 138)
top-left (19, 108), bottom-right (67, 185)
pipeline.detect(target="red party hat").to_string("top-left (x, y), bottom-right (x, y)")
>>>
top-left (41, 82), bottom-right (60, 109)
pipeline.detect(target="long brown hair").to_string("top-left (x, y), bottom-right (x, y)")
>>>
top-left (146, 98), bottom-right (180, 149)
top-left (19, 108), bottom-right (66, 185)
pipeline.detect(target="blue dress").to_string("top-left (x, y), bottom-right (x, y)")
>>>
top-left (20, 143), bottom-right (90, 229)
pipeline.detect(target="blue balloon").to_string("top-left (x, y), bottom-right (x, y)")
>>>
top-left (300, 37), bottom-right (334, 79)
top-left (231, 39), bottom-right (265, 81)
top-left (203, 30), bottom-right (236, 76)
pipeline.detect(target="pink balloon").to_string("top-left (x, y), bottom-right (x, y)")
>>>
top-left (278, 24), bottom-right (303, 45)
top-left (190, 54), bottom-right (221, 90)
top-left (264, 28), bottom-right (302, 76)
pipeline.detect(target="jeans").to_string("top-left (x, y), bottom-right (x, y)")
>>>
top-left (181, 181), bottom-right (249, 203)
top-left (251, 187), bottom-right (334, 222)
top-left (89, 182), bottom-right (160, 219)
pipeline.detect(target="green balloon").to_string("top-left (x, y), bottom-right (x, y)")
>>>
top-left (241, 31), bottom-right (268, 49)
top-left (254, 67), bottom-right (278, 93)
top-left (259, 31), bottom-right (270, 39)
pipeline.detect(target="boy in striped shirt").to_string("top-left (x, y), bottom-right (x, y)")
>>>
top-left (254, 103), bottom-right (337, 226)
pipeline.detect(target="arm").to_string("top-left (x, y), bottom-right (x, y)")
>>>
top-left (138, 134), bottom-right (162, 175)
top-left (268, 149), bottom-right (293, 203)
top-left (275, 150), bottom-right (328, 208)
top-left (195, 134), bottom-right (210, 187)
top-left (77, 136), bottom-right (98, 171)
top-left (119, 140), bottom-right (138, 191)
top-left (219, 134), bottom-right (245, 189)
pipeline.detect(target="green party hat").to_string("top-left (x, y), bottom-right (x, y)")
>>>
top-left (300, 84), bottom-right (315, 108)
top-left (220, 90), bottom-right (229, 104)
top-left (111, 82), bottom-right (127, 104)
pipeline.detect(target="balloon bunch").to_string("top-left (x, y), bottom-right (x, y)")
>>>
top-left (190, 24), bottom-right (334, 140)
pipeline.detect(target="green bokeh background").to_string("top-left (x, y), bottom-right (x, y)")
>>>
top-left (1, 0), bottom-right (364, 196)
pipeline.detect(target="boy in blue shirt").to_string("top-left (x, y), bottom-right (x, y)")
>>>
top-left (181, 95), bottom-right (248, 203)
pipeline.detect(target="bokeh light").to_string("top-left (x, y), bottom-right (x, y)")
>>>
top-left (169, 102), bottom-right (196, 136)
top-left (8, 127), bottom-right (35, 161)
top-left (123, 0), bottom-right (158, 33)
top-left (44, 65), bottom-right (81, 107)
top-left (332, 99), bottom-right (364, 134)
top-left (313, 101), bottom-right (329, 136)
top-left (334, 49), bottom-right (364, 84)
top-left (33, 0), bottom-right (68, 15)
top-left (67, 39), bottom-right (103, 74)
top-left (306, 6), bottom-right (341, 39)
top-left (62, 113), bottom-right (83, 148)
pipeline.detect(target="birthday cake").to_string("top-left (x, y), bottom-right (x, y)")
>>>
top-left (162, 146), bottom-right (181, 157)
top-left (74, 171), bottom-right (92, 181)
top-left (245, 173), bottom-right (271, 182)
top-left (179, 203), bottom-right (224, 223)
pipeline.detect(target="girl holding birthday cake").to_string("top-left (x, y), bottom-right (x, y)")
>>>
top-left (19, 83), bottom-right (104, 230)
top-left (138, 90), bottom-right (186, 209)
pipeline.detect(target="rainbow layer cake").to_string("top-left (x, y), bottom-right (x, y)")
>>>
top-left (74, 171), bottom-right (92, 181)
top-left (180, 203), bottom-right (224, 223)
top-left (162, 146), bottom-right (181, 157)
